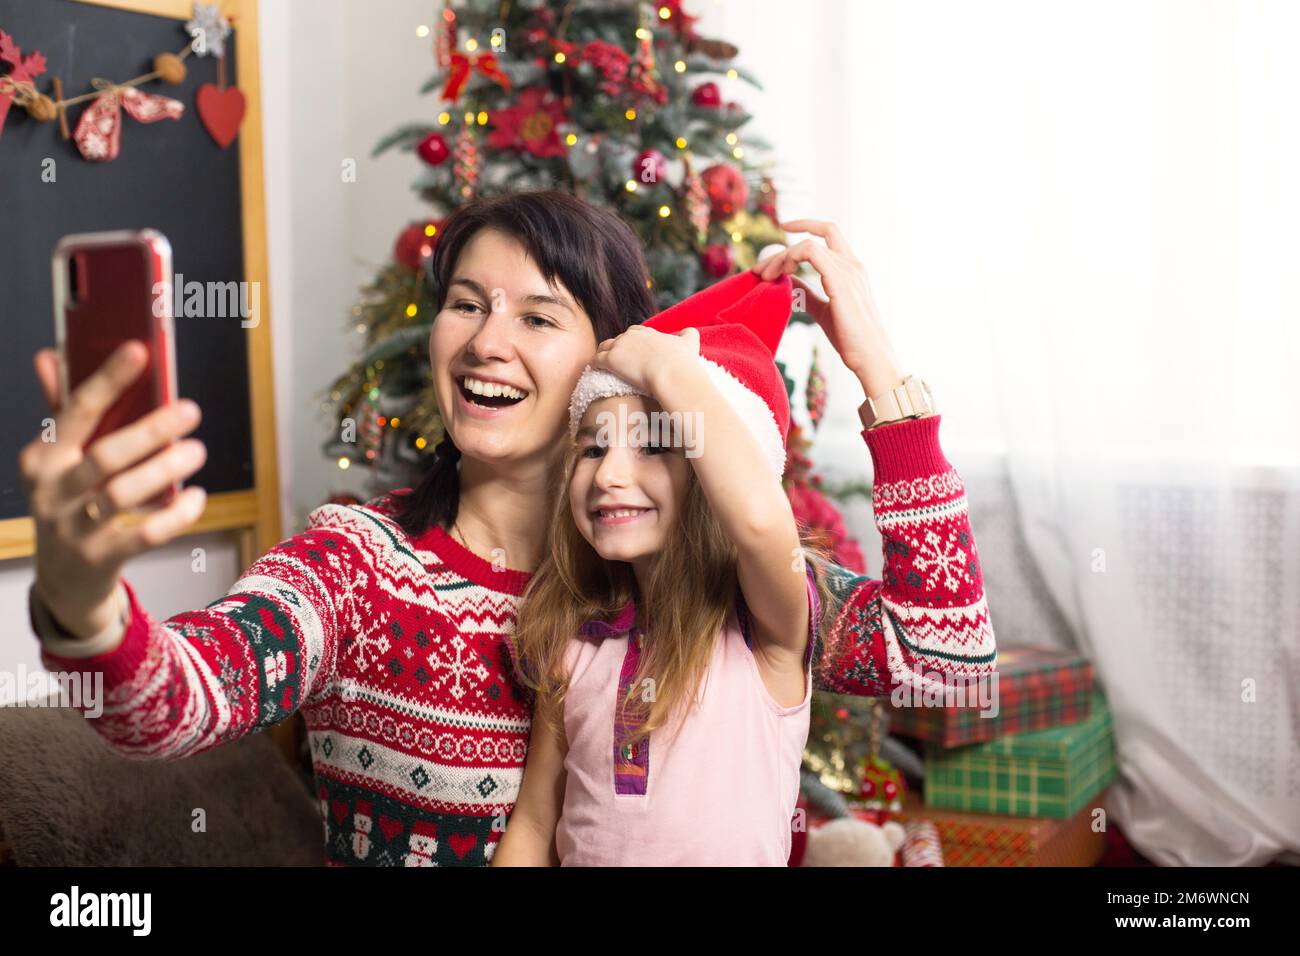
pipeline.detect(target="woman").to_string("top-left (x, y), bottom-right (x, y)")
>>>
top-left (20, 190), bottom-right (995, 866)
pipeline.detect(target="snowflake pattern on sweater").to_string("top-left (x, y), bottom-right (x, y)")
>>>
top-left (34, 413), bottom-right (995, 866)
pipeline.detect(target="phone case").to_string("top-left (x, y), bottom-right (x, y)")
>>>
top-left (52, 228), bottom-right (180, 507)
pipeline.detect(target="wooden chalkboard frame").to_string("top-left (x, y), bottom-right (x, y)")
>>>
top-left (0, 0), bottom-right (280, 568)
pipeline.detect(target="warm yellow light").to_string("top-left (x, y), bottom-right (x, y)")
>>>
top-left (416, 25), bottom-right (429, 38)
top-left (732, 147), bottom-right (744, 159)
top-left (727, 69), bottom-right (739, 80)
top-left (635, 27), bottom-right (650, 39)
top-left (725, 132), bottom-right (738, 145)
top-left (464, 111), bottom-right (474, 124)
top-left (625, 179), bottom-right (638, 191)
top-left (675, 136), bottom-right (688, 149)
top-left (731, 231), bottom-right (743, 242)
top-left (466, 37), bottom-right (479, 51)
top-left (437, 111), bottom-right (450, 124)
top-left (338, 457), bottom-right (351, 470)
top-left (415, 436), bottom-right (427, 450)
top-left (406, 303), bottom-right (418, 317)
top-left (658, 6), bottom-right (671, 19)
top-left (658, 205), bottom-right (671, 218)
top-left (625, 108), bottom-right (637, 120)
top-left (424, 224), bottom-right (437, 236)
top-left (565, 132), bottom-right (578, 145)
top-left (554, 51), bottom-right (566, 63)
top-left (490, 33), bottom-right (503, 47)
top-left (477, 111), bottom-right (488, 125)
top-left (390, 417), bottom-right (400, 427)
top-left (674, 60), bottom-right (686, 73)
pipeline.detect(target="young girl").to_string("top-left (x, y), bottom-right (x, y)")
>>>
top-left (494, 271), bottom-right (836, 866)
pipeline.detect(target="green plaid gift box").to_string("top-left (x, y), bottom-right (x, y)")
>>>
top-left (923, 690), bottom-right (1116, 819)
top-left (889, 645), bottom-right (1093, 747)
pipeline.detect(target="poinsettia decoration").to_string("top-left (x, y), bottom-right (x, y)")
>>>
top-left (581, 39), bottom-right (631, 95)
top-left (487, 86), bottom-right (568, 158)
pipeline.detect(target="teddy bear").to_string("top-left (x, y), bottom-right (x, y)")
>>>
top-left (801, 817), bottom-right (908, 867)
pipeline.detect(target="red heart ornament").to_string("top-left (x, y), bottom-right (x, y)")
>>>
top-left (196, 83), bottom-right (245, 149)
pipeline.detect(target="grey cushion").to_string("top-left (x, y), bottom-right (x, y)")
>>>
top-left (0, 705), bottom-right (323, 866)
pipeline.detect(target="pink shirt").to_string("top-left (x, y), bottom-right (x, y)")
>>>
top-left (554, 567), bottom-right (819, 866)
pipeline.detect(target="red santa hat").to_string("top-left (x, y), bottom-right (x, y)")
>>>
top-left (568, 270), bottom-right (794, 477)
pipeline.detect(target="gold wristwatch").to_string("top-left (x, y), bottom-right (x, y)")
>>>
top-left (864, 374), bottom-right (936, 429)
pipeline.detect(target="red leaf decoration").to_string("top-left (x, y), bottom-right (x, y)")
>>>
top-left (0, 31), bottom-right (20, 66)
top-left (22, 51), bottom-right (47, 77)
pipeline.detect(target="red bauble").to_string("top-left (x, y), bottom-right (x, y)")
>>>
top-left (701, 242), bottom-right (734, 278)
top-left (700, 163), bottom-right (749, 219)
top-left (416, 131), bottom-right (450, 166)
top-left (633, 148), bottom-right (667, 185)
top-left (395, 220), bottom-right (442, 271)
top-left (691, 81), bottom-right (722, 108)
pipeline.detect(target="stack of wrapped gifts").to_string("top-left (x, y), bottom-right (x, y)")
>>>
top-left (890, 645), bottom-right (1118, 866)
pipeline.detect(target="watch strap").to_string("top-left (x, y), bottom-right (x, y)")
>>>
top-left (866, 375), bottom-right (936, 429)
top-left (29, 581), bottom-right (130, 658)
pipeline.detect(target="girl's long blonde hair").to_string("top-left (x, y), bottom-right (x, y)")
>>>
top-left (511, 439), bottom-right (836, 749)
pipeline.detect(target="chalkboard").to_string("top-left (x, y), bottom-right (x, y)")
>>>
top-left (0, 0), bottom-right (256, 525)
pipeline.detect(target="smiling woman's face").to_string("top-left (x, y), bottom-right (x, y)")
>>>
top-left (430, 228), bottom-right (599, 466)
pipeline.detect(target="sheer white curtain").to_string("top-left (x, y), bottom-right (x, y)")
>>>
top-left (705, 0), bottom-right (1300, 864)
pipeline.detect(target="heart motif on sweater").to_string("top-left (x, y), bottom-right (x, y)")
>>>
top-left (378, 816), bottom-right (404, 841)
top-left (448, 833), bottom-right (477, 859)
top-left (331, 799), bottom-right (349, 823)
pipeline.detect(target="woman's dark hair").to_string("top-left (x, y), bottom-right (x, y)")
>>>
top-left (394, 189), bottom-right (656, 540)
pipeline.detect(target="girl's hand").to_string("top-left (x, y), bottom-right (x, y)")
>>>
top-left (754, 219), bottom-right (906, 399)
top-left (590, 325), bottom-right (701, 397)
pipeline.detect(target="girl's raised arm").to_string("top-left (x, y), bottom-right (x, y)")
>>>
top-left (590, 327), bottom-right (810, 670)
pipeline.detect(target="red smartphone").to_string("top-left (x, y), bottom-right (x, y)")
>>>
top-left (52, 229), bottom-right (180, 507)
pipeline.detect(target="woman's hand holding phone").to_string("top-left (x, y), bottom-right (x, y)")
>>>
top-left (20, 340), bottom-right (208, 641)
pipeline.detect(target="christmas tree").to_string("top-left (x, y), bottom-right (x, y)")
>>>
top-left (322, 0), bottom-right (790, 492)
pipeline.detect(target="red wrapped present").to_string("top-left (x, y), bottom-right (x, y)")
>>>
top-left (889, 644), bottom-right (1093, 747)
top-left (895, 789), bottom-right (1108, 866)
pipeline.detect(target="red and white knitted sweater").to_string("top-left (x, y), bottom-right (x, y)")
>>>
top-left (33, 414), bottom-right (995, 866)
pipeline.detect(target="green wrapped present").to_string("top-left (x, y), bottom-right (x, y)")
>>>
top-left (923, 690), bottom-right (1116, 819)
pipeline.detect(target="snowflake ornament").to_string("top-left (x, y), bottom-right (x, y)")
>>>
top-left (186, 2), bottom-right (232, 58)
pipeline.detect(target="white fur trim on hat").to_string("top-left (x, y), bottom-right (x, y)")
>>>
top-left (567, 361), bottom-right (786, 478)
top-left (568, 365), bottom-right (648, 437)
top-left (699, 358), bottom-right (787, 478)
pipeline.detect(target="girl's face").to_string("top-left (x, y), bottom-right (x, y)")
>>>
top-left (569, 395), bottom-right (691, 564)
top-left (430, 228), bottom-right (599, 466)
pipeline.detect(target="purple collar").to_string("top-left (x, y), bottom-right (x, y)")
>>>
top-left (578, 600), bottom-right (639, 638)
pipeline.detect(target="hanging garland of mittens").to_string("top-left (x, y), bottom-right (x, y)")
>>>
top-left (0, 1), bottom-right (244, 160)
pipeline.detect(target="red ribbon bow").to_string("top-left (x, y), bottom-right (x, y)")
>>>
top-left (74, 82), bottom-right (184, 162)
top-left (441, 51), bottom-right (511, 103)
